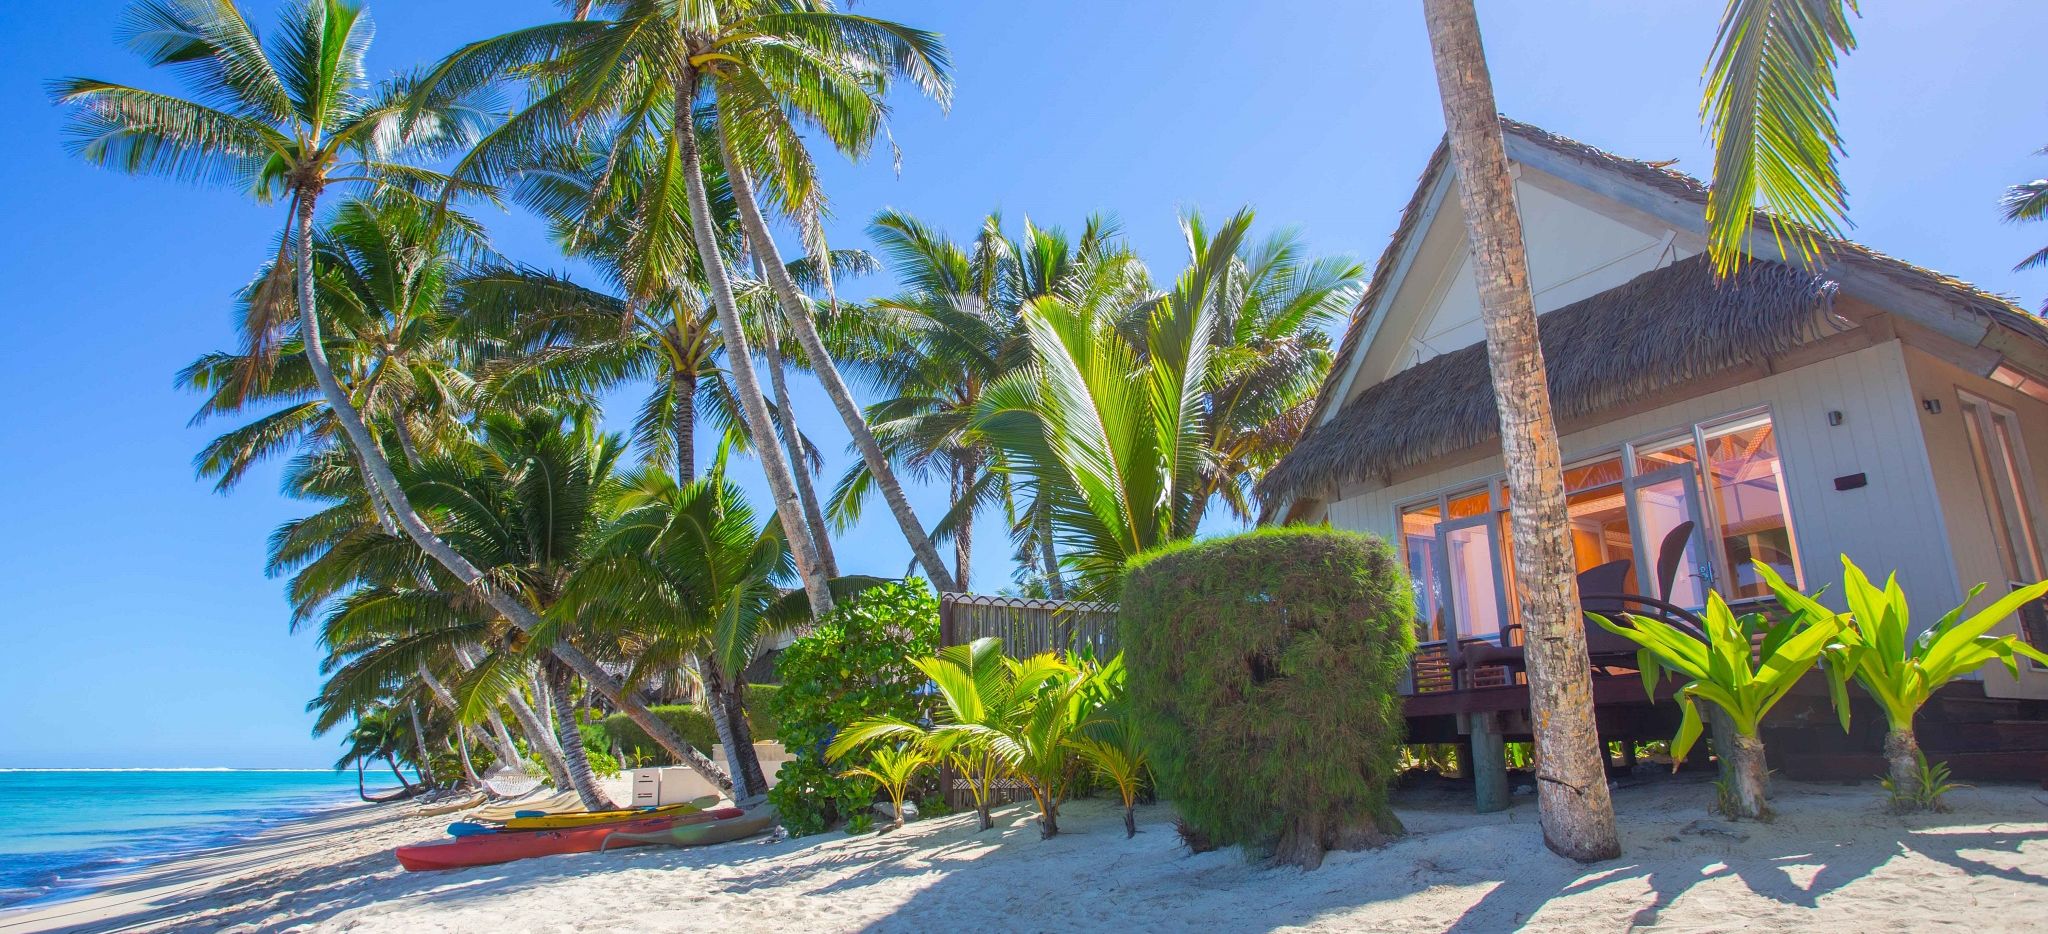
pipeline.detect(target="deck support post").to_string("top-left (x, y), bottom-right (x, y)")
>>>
top-left (1466, 712), bottom-right (1511, 813)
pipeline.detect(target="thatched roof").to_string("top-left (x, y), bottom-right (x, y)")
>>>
top-left (1258, 255), bottom-right (1841, 505)
top-left (1265, 117), bottom-right (2048, 511)
top-left (1307, 119), bottom-right (2046, 428)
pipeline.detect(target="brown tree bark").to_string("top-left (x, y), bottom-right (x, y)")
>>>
top-left (712, 99), bottom-right (959, 594)
top-left (1421, 0), bottom-right (1620, 862)
top-left (288, 184), bottom-right (735, 795)
top-left (671, 77), bottom-right (836, 620)
top-left (760, 314), bottom-right (840, 578)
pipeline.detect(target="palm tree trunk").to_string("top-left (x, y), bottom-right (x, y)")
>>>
top-left (454, 722), bottom-right (481, 787)
top-left (761, 317), bottom-right (840, 578)
top-left (437, 646), bottom-right (532, 773)
top-left (712, 102), bottom-right (958, 594)
top-left (1723, 728), bottom-right (1772, 820)
top-left (406, 699), bottom-right (435, 789)
top-left (288, 183), bottom-right (729, 793)
top-left (547, 660), bottom-right (616, 811)
top-left (696, 658), bottom-right (766, 801)
top-left (356, 757), bottom-right (372, 802)
top-left (671, 367), bottom-right (697, 485)
top-left (724, 679), bottom-right (769, 794)
top-left (1421, 0), bottom-right (1619, 862)
top-left (504, 681), bottom-right (574, 789)
top-left (385, 753), bottom-right (415, 792)
top-left (955, 456), bottom-right (976, 589)
top-left (672, 78), bottom-right (835, 621)
top-left (1038, 499), bottom-right (1066, 600)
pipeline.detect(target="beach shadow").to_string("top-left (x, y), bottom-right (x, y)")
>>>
top-left (1443, 784), bottom-right (2048, 931)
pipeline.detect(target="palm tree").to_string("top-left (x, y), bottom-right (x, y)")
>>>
top-left (419, 0), bottom-right (959, 606)
top-left (975, 252), bottom-right (1214, 601)
top-left (58, 0), bottom-right (720, 776)
top-left (1419, 0), bottom-right (1619, 861)
top-left (184, 198), bottom-right (575, 787)
top-left (1174, 209), bottom-right (1366, 530)
top-left (836, 211), bottom-right (1142, 594)
top-left (568, 466), bottom-right (825, 800)
top-left (2001, 150), bottom-right (2048, 297)
top-left (1700, 0), bottom-right (1860, 276)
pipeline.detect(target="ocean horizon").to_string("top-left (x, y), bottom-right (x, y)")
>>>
top-left (0, 768), bottom-right (406, 909)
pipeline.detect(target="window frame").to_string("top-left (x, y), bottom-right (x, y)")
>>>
top-left (1389, 404), bottom-right (1805, 639)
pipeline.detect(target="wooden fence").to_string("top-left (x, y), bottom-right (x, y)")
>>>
top-left (937, 593), bottom-right (1121, 657)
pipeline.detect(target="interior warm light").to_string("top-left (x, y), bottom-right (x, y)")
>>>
top-left (1991, 365), bottom-right (2048, 405)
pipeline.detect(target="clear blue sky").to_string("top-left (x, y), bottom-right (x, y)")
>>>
top-left (2, 1), bottom-right (2043, 768)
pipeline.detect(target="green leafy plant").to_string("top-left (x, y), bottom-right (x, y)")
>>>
top-left (1761, 557), bottom-right (2048, 807)
top-left (1882, 753), bottom-right (1965, 813)
top-left (830, 638), bottom-right (1092, 838)
top-left (1121, 527), bottom-right (1413, 869)
top-left (1596, 591), bottom-right (1844, 820)
top-left (765, 582), bottom-right (938, 836)
top-left (840, 746), bottom-right (932, 830)
top-left (601, 706), bottom-right (720, 765)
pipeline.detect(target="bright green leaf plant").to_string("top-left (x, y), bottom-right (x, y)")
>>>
top-left (1596, 591), bottom-right (1845, 820)
top-left (1761, 557), bottom-right (2048, 809)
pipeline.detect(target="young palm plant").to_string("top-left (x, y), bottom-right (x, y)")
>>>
top-left (976, 271), bottom-right (1214, 600)
top-left (1069, 654), bottom-right (1149, 839)
top-left (840, 746), bottom-right (932, 831)
top-left (1760, 558), bottom-right (2048, 807)
top-left (1596, 594), bottom-right (1845, 819)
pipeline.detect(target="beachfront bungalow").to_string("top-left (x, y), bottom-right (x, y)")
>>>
top-left (1255, 119), bottom-right (2048, 787)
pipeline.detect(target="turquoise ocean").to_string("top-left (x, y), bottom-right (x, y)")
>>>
top-left (0, 769), bottom-right (399, 909)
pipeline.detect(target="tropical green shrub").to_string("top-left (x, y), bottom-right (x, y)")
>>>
top-left (1762, 557), bottom-right (2048, 809)
top-left (1596, 590), bottom-right (1844, 820)
top-left (584, 747), bottom-right (622, 780)
top-left (1120, 527), bottom-right (1414, 869)
top-left (602, 706), bottom-right (719, 764)
top-left (746, 684), bottom-right (781, 741)
top-left (765, 580), bottom-right (939, 835)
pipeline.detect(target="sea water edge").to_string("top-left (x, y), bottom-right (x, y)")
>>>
top-left (0, 768), bottom-right (401, 910)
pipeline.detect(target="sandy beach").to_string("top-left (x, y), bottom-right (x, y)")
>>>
top-left (4, 774), bottom-right (2046, 933)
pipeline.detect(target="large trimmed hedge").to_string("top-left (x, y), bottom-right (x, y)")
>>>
top-left (1121, 527), bottom-right (1415, 868)
top-left (603, 705), bottom-right (718, 764)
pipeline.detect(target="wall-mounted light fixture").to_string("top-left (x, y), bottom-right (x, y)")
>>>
top-left (1922, 398), bottom-right (1943, 415)
top-left (1826, 410), bottom-right (1844, 426)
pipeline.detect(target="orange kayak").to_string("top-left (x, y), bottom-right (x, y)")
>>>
top-left (397, 807), bottom-right (745, 871)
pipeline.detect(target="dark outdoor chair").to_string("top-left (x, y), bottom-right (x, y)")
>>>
top-left (1449, 533), bottom-right (1710, 686)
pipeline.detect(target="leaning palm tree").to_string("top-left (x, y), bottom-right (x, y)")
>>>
top-left (568, 466), bottom-right (826, 800)
top-left (1419, 0), bottom-right (1619, 860)
top-left (57, 0), bottom-right (717, 776)
top-left (419, 0), bottom-right (959, 607)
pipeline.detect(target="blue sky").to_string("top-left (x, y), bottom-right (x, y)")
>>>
top-left (2, 1), bottom-right (2043, 768)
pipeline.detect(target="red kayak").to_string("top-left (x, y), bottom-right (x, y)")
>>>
top-left (396, 807), bottom-right (745, 871)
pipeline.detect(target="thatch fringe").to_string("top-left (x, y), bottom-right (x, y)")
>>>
top-left (1259, 255), bottom-right (1840, 506)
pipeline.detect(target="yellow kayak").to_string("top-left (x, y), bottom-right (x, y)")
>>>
top-left (501, 800), bottom-right (703, 831)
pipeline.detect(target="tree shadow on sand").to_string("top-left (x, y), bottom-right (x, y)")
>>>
top-left (1445, 793), bottom-right (2048, 931)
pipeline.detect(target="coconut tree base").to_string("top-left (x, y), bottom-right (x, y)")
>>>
top-left (1885, 728), bottom-right (1925, 810)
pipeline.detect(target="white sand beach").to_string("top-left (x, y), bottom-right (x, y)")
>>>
top-left (5, 775), bottom-right (2046, 933)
